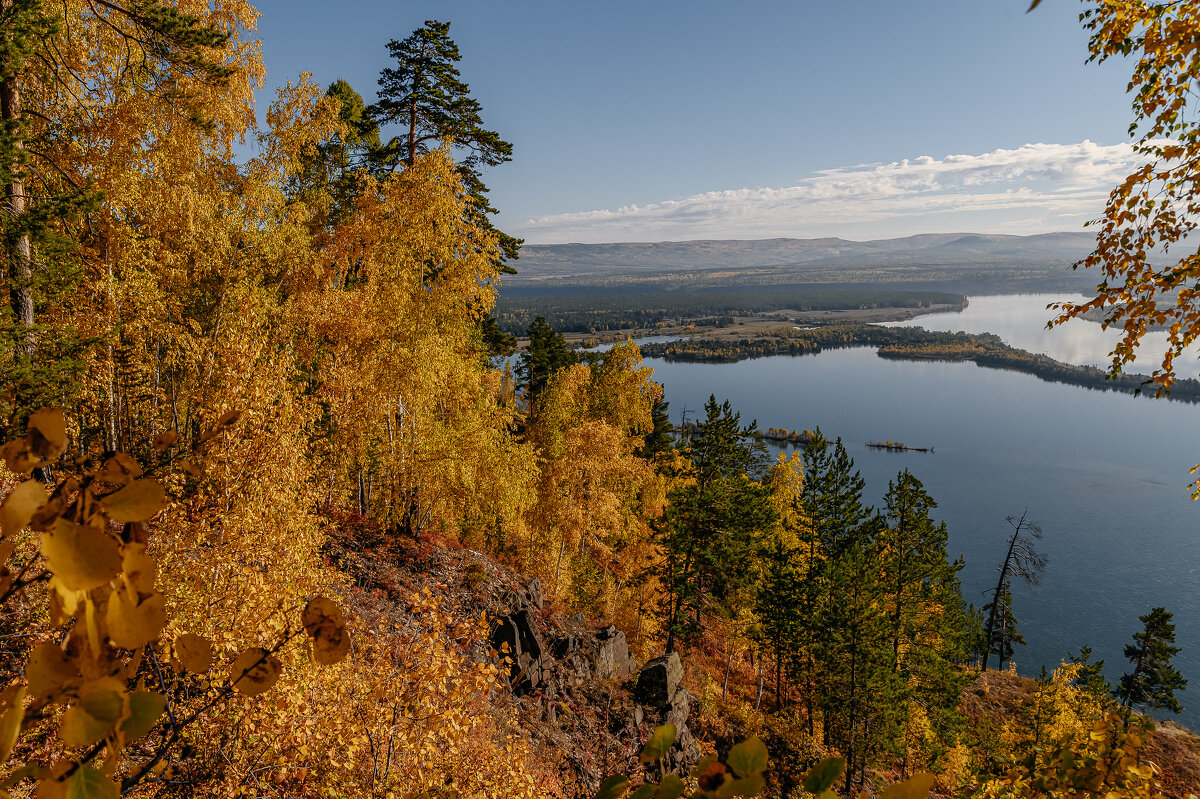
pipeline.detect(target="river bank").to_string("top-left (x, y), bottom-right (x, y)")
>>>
top-left (638, 323), bottom-right (1200, 402)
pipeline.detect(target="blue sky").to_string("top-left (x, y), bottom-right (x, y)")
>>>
top-left (249, 0), bottom-right (1138, 243)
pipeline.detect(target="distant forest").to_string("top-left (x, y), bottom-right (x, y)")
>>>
top-left (496, 288), bottom-right (965, 334)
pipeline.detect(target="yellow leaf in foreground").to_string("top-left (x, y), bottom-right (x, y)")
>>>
top-left (59, 680), bottom-right (123, 747)
top-left (26, 642), bottom-right (79, 700)
top-left (100, 480), bottom-right (167, 523)
top-left (27, 408), bottom-right (66, 458)
top-left (0, 685), bottom-right (25, 763)
top-left (105, 589), bottom-right (166, 650)
top-left (0, 480), bottom-right (47, 538)
top-left (880, 772), bottom-right (936, 799)
top-left (96, 453), bottom-right (142, 485)
top-left (120, 544), bottom-right (157, 594)
top-left (118, 691), bottom-right (166, 742)
top-left (0, 438), bottom-right (37, 475)
top-left (301, 596), bottom-right (350, 665)
top-left (174, 634), bottom-right (213, 673)
top-left (40, 520), bottom-right (122, 591)
top-left (230, 647), bottom-right (282, 696)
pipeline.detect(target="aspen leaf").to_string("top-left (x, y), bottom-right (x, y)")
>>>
top-left (628, 786), bottom-right (655, 799)
top-left (96, 453), bottom-right (142, 485)
top-left (120, 544), bottom-right (157, 594)
top-left (880, 772), bottom-right (935, 799)
top-left (803, 758), bottom-right (844, 794)
top-left (720, 774), bottom-right (765, 798)
top-left (0, 686), bottom-right (25, 763)
top-left (100, 480), bottom-right (167, 523)
top-left (105, 589), bottom-right (166, 649)
top-left (594, 775), bottom-right (629, 799)
top-left (47, 767), bottom-right (118, 799)
top-left (725, 735), bottom-right (768, 777)
top-left (27, 642), bottom-right (78, 699)
top-left (0, 480), bottom-right (47, 538)
top-left (41, 520), bottom-right (122, 591)
top-left (60, 682), bottom-right (123, 747)
top-left (27, 409), bottom-right (67, 458)
top-left (654, 775), bottom-right (686, 799)
top-left (230, 647), bottom-right (282, 696)
top-left (119, 691), bottom-right (166, 741)
top-left (0, 439), bottom-right (37, 475)
top-left (639, 723), bottom-right (676, 763)
top-left (151, 431), bottom-right (177, 450)
top-left (174, 634), bottom-right (213, 673)
top-left (301, 596), bottom-right (350, 665)
top-left (696, 760), bottom-right (730, 794)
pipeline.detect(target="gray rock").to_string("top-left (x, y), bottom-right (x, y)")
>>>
top-left (664, 688), bottom-right (690, 730)
top-left (635, 653), bottom-right (683, 706)
top-left (672, 726), bottom-right (702, 770)
top-left (489, 609), bottom-right (545, 694)
top-left (595, 626), bottom-right (633, 679)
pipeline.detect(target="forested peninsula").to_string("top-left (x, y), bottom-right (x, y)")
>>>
top-left (1, 2), bottom-right (1199, 799)
top-left (639, 324), bottom-right (1200, 402)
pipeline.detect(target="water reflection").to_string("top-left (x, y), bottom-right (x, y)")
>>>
top-left (884, 293), bottom-right (1200, 372)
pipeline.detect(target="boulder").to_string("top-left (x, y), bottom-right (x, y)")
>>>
top-left (635, 653), bottom-right (683, 706)
top-left (595, 626), bottom-right (634, 680)
top-left (664, 688), bottom-right (690, 730)
top-left (490, 609), bottom-right (545, 694)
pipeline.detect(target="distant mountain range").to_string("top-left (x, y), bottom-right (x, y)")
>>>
top-left (512, 232), bottom-right (1096, 278)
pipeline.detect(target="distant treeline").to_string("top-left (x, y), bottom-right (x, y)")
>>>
top-left (496, 289), bottom-right (966, 334)
top-left (639, 324), bottom-right (1200, 402)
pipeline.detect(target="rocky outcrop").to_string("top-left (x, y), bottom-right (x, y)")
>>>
top-left (634, 653), bottom-right (701, 770)
top-left (490, 585), bottom-right (702, 783)
top-left (490, 607), bottom-right (545, 694)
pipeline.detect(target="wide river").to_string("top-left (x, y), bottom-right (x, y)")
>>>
top-left (641, 294), bottom-right (1200, 727)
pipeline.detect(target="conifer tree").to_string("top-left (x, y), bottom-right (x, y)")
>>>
top-left (1068, 644), bottom-right (1112, 699)
top-left (1116, 606), bottom-right (1187, 720)
top-left (659, 396), bottom-right (774, 653)
top-left (981, 576), bottom-right (1025, 670)
top-left (370, 20), bottom-right (520, 262)
top-left (755, 532), bottom-right (801, 708)
top-left (518, 316), bottom-right (577, 411)
top-left (982, 512), bottom-right (1045, 671)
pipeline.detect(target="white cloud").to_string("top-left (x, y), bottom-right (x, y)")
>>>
top-left (515, 141), bottom-right (1148, 243)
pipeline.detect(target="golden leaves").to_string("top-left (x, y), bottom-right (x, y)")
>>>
top-left (173, 634), bottom-right (213, 674)
top-left (40, 521), bottom-right (122, 592)
top-left (230, 647), bottom-right (283, 697)
top-left (302, 596), bottom-right (350, 665)
top-left (0, 480), bottom-right (47, 538)
top-left (28, 409), bottom-right (67, 459)
top-left (0, 686), bottom-right (25, 763)
top-left (60, 680), bottom-right (124, 747)
top-left (105, 589), bottom-right (166, 650)
top-left (100, 480), bottom-right (168, 523)
top-left (26, 643), bottom-right (78, 700)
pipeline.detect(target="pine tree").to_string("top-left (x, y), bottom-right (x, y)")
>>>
top-left (981, 577), bottom-right (1025, 670)
top-left (981, 512), bottom-right (1045, 671)
top-left (1068, 644), bottom-right (1112, 699)
top-left (1116, 607), bottom-right (1187, 719)
top-left (659, 396), bottom-right (774, 653)
top-left (755, 531), bottom-right (801, 708)
top-left (369, 20), bottom-right (520, 263)
top-left (878, 470), bottom-right (972, 770)
top-left (517, 316), bottom-right (576, 411)
top-left (636, 394), bottom-right (673, 462)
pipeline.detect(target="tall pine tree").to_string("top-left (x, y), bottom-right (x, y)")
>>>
top-left (1116, 606), bottom-right (1187, 721)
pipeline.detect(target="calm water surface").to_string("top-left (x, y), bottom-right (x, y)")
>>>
top-left (640, 295), bottom-right (1200, 726)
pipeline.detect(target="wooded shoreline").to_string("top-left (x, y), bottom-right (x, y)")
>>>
top-left (638, 323), bottom-right (1200, 403)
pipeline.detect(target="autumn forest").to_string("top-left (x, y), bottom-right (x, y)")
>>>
top-left (0, 1), bottom-right (1198, 798)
